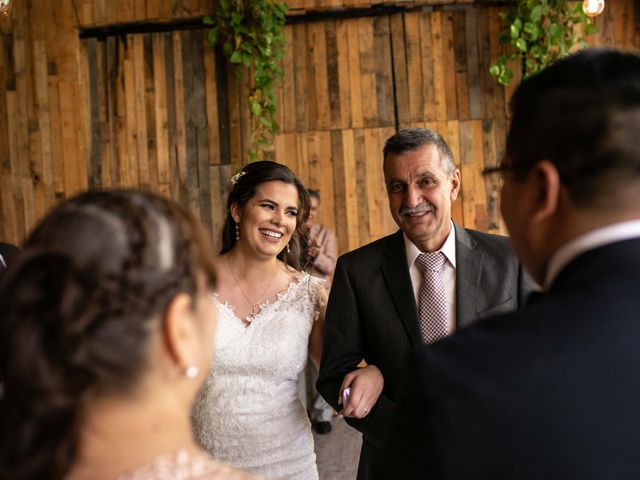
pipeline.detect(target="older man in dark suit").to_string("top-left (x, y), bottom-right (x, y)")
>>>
top-left (317, 128), bottom-right (533, 480)
top-left (390, 49), bottom-right (640, 479)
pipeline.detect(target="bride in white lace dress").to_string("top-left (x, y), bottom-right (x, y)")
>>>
top-left (192, 161), bottom-right (327, 480)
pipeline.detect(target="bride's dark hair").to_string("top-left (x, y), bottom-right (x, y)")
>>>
top-left (0, 190), bottom-right (217, 480)
top-left (221, 161), bottom-right (313, 270)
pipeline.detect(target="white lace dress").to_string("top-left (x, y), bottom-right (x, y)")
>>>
top-left (192, 273), bottom-right (323, 480)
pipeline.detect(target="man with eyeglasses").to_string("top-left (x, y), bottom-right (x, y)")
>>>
top-left (388, 49), bottom-right (640, 479)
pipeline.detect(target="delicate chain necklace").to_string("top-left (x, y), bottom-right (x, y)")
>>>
top-left (227, 255), bottom-right (279, 325)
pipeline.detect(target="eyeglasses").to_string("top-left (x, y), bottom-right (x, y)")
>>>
top-left (481, 163), bottom-right (533, 176)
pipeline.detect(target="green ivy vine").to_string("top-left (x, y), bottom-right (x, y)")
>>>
top-left (490, 0), bottom-right (598, 86)
top-left (205, 0), bottom-right (288, 162)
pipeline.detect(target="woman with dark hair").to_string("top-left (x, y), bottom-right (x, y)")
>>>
top-left (192, 161), bottom-right (327, 480)
top-left (0, 190), bottom-right (255, 480)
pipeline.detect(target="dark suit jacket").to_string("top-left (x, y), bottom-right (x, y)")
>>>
top-left (0, 243), bottom-right (19, 273)
top-left (317, 225), bottom-right (533, 480)
top-left (391, 238), bottom-right (640, 479)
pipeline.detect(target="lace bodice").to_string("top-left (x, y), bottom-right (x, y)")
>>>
top-left (192, 274), bottom-right (324, 480)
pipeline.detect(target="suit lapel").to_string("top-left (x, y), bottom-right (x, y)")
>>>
top-left (381, 231), bottom-right (423, 346)
top-left (454, 224), bottom-right (483, 329)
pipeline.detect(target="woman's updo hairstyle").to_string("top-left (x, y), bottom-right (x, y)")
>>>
top-left (0, 190), bottom-right (217, 480)
top-left (221, 161), bottom-right (312, 270)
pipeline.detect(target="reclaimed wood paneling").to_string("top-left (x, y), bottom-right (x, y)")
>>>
top-left (1, 0), bottom-right (639, 258)
top-left (81, 29), bottom-right (223, 235)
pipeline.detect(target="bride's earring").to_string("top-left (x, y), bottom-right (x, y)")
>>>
top-left (235, 223), bottom-right (240, 241)
top-left (286, 243), bottom-right (290, 253)
top-left (184, 365), bottom-right (199, 379)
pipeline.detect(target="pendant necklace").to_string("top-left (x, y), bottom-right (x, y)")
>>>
top-left (227, 255), bottom-right (279, 325)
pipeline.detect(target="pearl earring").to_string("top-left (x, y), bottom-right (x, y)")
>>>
top-left (235, 223), bottom-right (240, 241)
top-left (184, 365), bottom-right (199, 379)
top-left (286, 243), bottom-right (290, 253)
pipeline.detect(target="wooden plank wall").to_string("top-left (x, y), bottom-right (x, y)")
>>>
top-left (1, 0), bottom-right (638, 257)
top-left (83, 29), bottom-right (233, 244)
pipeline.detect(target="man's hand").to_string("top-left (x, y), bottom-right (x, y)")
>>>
top-left (338, 365), bottom-right (384, 419)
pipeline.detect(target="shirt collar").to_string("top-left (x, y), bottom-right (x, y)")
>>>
top-left (404, 220), bottom-right (457, 270)
top-left (544, 219), bottom-right (640, 289)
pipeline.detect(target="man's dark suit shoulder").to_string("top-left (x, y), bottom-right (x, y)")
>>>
top-left (459, 227), bottom-right (519, 268)
top-left (0, 243), bottom-right (20, 271)
top-left (337, 231), bottom-right (399, 264)
top-left (336, 227), bottom-right (515, 262)
top-left (392, 240), bottom-right (640, 479)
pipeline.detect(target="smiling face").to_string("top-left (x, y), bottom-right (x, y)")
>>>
top-left (231, 180), bottom-right (299, 259)
top-left (384, 144), bottom-right (461, 252)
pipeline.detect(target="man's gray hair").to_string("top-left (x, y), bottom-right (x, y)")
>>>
top-left (383, 128), bottom-right (456, 175)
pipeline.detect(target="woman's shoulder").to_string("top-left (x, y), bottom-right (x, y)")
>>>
top-left (285, 271), bottom-right (327, 309)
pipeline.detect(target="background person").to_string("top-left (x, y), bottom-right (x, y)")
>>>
top-left (0, 190), bottom-right (254, 480)
top-left (192, 161), bottom-right (327, 480)
top-left (317, 128), bottom-right (534, 480)
top-left (304, 188), bottom-right (338, 435)
top-left (305, 189), bottom-right (337, 284)
top-left (390, 48), bottom-right (640, 479)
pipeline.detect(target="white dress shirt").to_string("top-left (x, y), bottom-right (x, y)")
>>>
top-left (405, 221), bottom-right (457, 335)
top-left (543, 220), bottom-right (640, 290)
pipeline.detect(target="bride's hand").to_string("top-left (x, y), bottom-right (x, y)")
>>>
top-left (338, 365), bottom-right (384, 419)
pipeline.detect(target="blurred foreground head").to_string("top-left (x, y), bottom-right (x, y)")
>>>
top-left (0, 189), bottom-right (217, 479)
top-left (501, 48), bottom-right (640, 284)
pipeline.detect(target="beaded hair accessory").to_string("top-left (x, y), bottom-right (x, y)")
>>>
top-left (230, 170), bottom-right (246, 185)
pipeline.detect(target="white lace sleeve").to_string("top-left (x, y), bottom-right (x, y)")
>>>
top-left (305, 275), bottom-right (328, 322)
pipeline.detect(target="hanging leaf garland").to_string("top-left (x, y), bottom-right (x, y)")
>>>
top-left (205, 0), bottom-right (288, 162)
top-left (490, 0), bottom-right (598, 86)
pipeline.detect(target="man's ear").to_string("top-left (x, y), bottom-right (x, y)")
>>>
top-left (450, 169), bottom-right (461, 201)
top-left (162, 293), bottom-right (196, 370)
top-left (529, 160), bottom-right (561, 224)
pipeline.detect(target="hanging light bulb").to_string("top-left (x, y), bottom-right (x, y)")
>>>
top-left (0, 0), bottom-right (11, 16)
top-left (582, 0), bottom-right (605, 17)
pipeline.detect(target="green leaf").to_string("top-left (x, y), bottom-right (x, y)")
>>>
top-left (510, 19), bottom-right (522, 39)
top-left (230, 11), bottom-right (243, 25)
top-left (530, 5), bottom-right (542, 21)
top-left (585, 23), bottom-right (598, 35)
top-left (262, 16), bottom-right (274, 32)
top-left (242, 52), bottom-right (252, 68)
top-left (515, 38), bottom-right (527, 52)
top-left (203, 15), bottom-right (215, 26)
top-left (499, 68), bottom-right (513, 86)
top-left (250, 101), bottom-right (261, 117)
top-left (229, 50), bottom-right (242, 63)
top-left (549, 23), bottom-right (562, 42)
top-left (530, 45), bottom-right (542, 58)
top-left (207, 27), bottom-right (218, 46)
top-left (223, 41), bottom-right (233, 57)
top-left (523, 22), bottom-right (539, 41)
